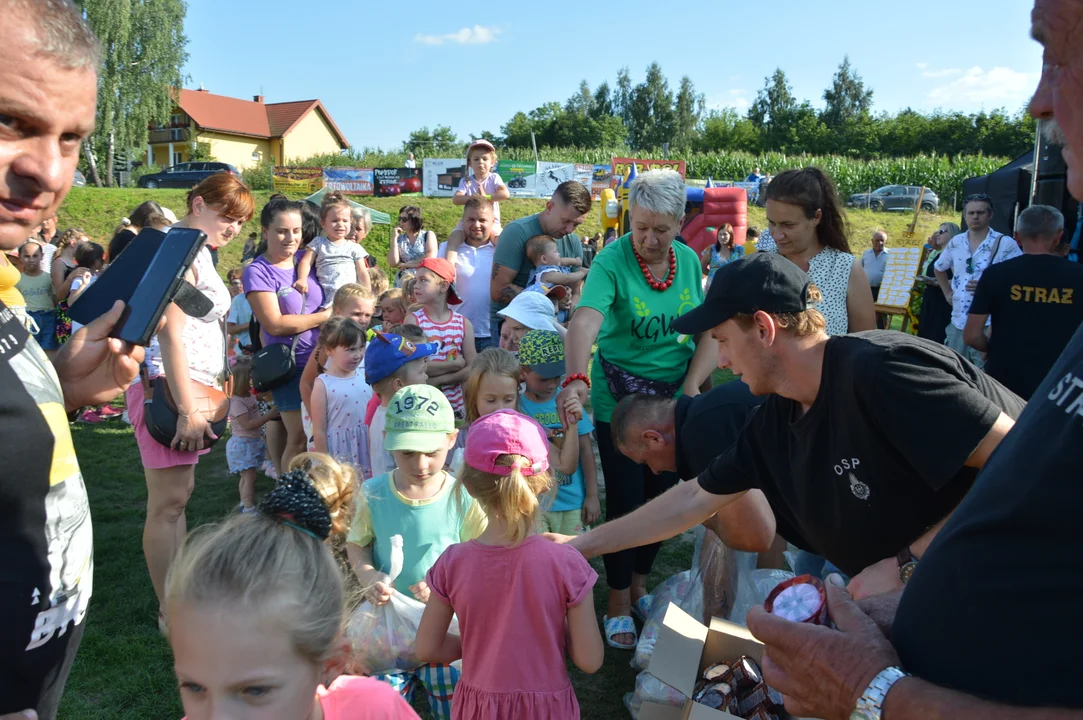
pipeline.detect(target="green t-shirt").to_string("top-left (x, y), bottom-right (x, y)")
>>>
top-left (577, 234), bottom-right (704, 422)
top-left (490, 212), bottom-right (582, 326)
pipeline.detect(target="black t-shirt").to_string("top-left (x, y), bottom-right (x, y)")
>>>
top-left (673, 380), bottom-right (765, 480)
top-left (969, 253), bottom-right (1083, 399)
top-left (893, 325), bottom-right (1083, 708)
top-left (698, 331), bottom-right (1025, 576)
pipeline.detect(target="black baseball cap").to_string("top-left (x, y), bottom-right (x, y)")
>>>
top-left (671, 253), bottom-right (811, 334)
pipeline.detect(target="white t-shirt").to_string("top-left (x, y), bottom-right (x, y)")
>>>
top-left (308, 236), bottom-right (369, 305)
top-left (453, 240), bottom-right (495, 338)
top-left (368, 404), bottom-right (395, 478)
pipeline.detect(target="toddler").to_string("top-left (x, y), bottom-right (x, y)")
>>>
top-left (311, 317), bottom-right (373, 476)
top-left (226, 358), bottom-right (279, 512)
top-left (525, 235), bottom-right (588, 293)
top-left (407, 257), bottom-right (476, 417)
top-left (445, 140), bottom-right (509, 264)
top-left (346, 386), bottom-right (485, 719)
top-left (374, 287), bottom-right (408, 333)
top-left (416, 410), bottom-right (603, 719)
top-left (516, 330), bottom-right (600, 535)
top-left (295, 191), bottom-right (372, 305)
top-left (365, 327), bottom-right (439, 478)
top-left (165, 455), bottom-right (419, 720)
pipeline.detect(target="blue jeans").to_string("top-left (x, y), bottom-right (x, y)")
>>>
top-left (270, 368), bottom-right (303, 412)
top-left (944, 323), bottom-right (985, 369)
top-left (793, 551), bottom-right (847, 583)
top-left (474, 336), bottom-right (494, 354)
top-left (28, 310), bottom-right (59, 350)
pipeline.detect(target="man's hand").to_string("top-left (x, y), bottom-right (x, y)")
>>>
top-left (854, 589), bottom-right (903, 641)
top-left (581, 493), bottom-right (601, 526)
top-left (543, 532), bottom-right (577, 546)
top-left (54, 300), bottom-right (147, 412)
top-left (966, 279), bottom-right (979, 292)
top-left (410, 581), bottom-right (431, 604)
top-left (746, 585), bottom-right (901, 720)
top-left (846, 557), bottom-right (903, 600)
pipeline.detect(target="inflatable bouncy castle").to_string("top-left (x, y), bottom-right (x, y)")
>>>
top-left (681, 178), bottom-right (749, 254)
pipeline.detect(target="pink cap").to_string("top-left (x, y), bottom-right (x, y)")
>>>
top-left (464, 409), bottom-right (550, 476)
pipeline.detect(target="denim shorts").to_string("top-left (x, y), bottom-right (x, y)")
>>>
top-left (270, 368), bottom-right (303, 412)
top-left (28, 310), bottom-right (59, 350)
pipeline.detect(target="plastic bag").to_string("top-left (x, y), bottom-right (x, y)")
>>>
top-left (631, 568), bottom-right (702, 672)
top-left (346, 535), bottom-right (459, 675)
top-left (700, 529), bottom-right (758, 624)
top-left (623, 671), bottom-right (687, 719)
top-left (730, 568), bottom-right (795, 626)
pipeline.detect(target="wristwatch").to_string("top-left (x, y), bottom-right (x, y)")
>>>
top-left (850, 666), bottom-right (909, 720)
top-left (896, 547), bottom-right (919, 584)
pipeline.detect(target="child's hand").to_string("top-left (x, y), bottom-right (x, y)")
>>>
top-left (364, 574), bottom-right (393, 606)
top-left (562, 394), bottom-right (584, 427)
top-left (292, 276), bottom-right (309, 294)
top-left (410, 581), bottom-right (431, 604)
top-left (582, 493), bottom-right (601, 526)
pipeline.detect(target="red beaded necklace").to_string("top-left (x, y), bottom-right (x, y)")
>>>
top-left (634, 246), bottom-right (677, 291)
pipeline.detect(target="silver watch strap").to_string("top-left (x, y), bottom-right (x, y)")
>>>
top-left (852, 666), bottom-right (908, 720)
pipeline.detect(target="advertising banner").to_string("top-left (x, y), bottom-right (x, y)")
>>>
top-left (589, 164), bottom-right (612, 199)
top-left (535, 161), bottom-right (576, 198)
top-left (574, 164), bottom-right (594, 195)
top-left (497, 160), bottom-right (537, 198)
top-left (272, 166), bottom-right (324, 194)
top-left (322, 167), bottom-right (374, 196)
top-left (422, 158), bottom-right (466, 197)
top-left (611, 158), bottom-right (688, 183)
top-left (373, 167), bottom-right (423, 198)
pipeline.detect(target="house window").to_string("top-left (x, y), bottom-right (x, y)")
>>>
top-left (169, 128), bottom-right (185, 141)
top-left (170, 113), bottom-right (185, 127)
top-left (173, 151), bottom-right (183, 165)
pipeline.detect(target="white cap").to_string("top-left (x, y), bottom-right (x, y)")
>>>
top-left (497, 291), bottom-right (561, 332)
top-left (160, 207), bottom-right (179, 224)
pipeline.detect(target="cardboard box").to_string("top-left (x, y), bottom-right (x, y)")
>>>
top-left (639, 603), bottom-right (789, 720)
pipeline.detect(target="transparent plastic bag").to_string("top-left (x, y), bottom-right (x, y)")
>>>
top-left (700, 529), bottom-right (758, 624)
top-left (730, 568), bottom-right (795, 626)
top-left (623, 671), bottom-right (687, 719)
top-left (631, 568), bottom-right (702, 672)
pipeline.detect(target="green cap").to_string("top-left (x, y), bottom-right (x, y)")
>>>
top-left (384, 385), bottom-right (456, 453)
top-left (517, 329), bottom-right (565, 379)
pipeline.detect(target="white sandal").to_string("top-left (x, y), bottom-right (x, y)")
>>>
top-left (602, 614), bottom-right (637, 650)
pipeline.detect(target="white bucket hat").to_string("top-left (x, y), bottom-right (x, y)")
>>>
top-left (497, 291), bottom-right (562, 333)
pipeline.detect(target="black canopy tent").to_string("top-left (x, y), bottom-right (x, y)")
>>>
top-left (961, 152), bottom-right (1033, 236)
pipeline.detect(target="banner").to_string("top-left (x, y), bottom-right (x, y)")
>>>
top-left (273, 166), bottom-right (324, 193)
top-left (497, 160), bottom-right (537, 197)
top-left (574, 164), bottom-right (594, 196)
top-left (611, 158), bottom-right (688, 183)
top-left (422, 159), bottom-right (466, 197)
top-left (733, 181), bottom-right (761, 205)
top-left (535, 162), bottom-right (576, 198)
top-left (373, 167), bottom-right (422, 197)
top-left (589, 164), bottom-right (612, 199)
top-left (322, 167), bottom-right (374, 196)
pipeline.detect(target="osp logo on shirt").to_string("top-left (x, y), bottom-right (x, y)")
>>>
top-left (833, 457), bottom-right (870, 500)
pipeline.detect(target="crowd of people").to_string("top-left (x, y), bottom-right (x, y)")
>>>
top-left (3, 0), bottom-right (1083, 719)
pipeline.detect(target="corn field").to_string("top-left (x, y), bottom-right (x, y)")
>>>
top-left (272, 147), bottom-right (1010, 206)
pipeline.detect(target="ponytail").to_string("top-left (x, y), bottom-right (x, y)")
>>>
top-left (766, 167), bottom-right (851, 254)
top-left (459, 454), bottom-right (553, 545)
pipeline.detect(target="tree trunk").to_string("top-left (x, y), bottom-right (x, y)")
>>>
top-left (105, 131), bottom-right (116, 188)
top-left (83, 140), bottom-right (103, 188)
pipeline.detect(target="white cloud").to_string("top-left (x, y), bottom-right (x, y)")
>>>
top-left (922, 67), bottom-right (962, 78)
top-left (925, 66), bottom-right (1039, 108)
top-left (706, 89), bottom-right (750, 112)
top-left (414, 25), bottom-right (500, 46)
top-left (915, 62), bottom-right (928, 70)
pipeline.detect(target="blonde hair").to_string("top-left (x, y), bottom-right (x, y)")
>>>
top-left (526, 235), bottom-right (557, 264)
top-left (332, 283), bottom-right (375, 314)
top-left (164, 452), bottom-right (354, 665)
top-left (459, 456), bottom-right (552, 545)
top-left (464, 348), bottom-right (521, 423)
top-left (378, 287), bottom-right (407, 314)
top-left (320, 191), bottom-right (352, 221)
top-left (368, 267), bottom-right (389, 296)
top-left (232, 357), bottom-right (252, 397)
top-left (732, 284), bottom-right (827, 337)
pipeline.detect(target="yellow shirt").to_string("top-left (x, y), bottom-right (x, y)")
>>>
top-left (0, 259), bottom-right (25, 308)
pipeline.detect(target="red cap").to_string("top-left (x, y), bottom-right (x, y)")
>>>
top-left (418, 257), bottom-right (461, 305)
top-left (465, 409), bottom-right (550, 476)
top-left (467, 139), bottom-right (497, 157)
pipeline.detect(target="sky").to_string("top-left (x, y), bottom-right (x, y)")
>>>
top-left (182, 0), bottom-right (1044, 152)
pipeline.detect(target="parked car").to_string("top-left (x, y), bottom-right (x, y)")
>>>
top-left (847, 185), bottom-right (939, 212)
top-left (137, 161), bottom-right (240, 189)
top-left (72, 169), bottom-right (87, 187)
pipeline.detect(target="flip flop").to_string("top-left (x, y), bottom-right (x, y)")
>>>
top-left (602, 614), bottom-right (637, 650)
top-left (632, 594), bottom-right (654, 623)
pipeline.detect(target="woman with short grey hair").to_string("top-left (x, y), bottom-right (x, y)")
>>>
top-left (554, 169), bottom-right (720, 650)
top-left (349, 206), bottom-right (373, 242)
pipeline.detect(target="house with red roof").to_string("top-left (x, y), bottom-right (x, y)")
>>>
top-left (146, 88), bottom-right (349, 170)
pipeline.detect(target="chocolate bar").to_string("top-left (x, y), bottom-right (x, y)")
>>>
top-left (693, 681), bottom-right (734, 708)
top-left (765, 574), bottom-right (829, 625)
top-left (703, 662), bottom-right (732, 682)
top-left (744, 706), bottom-right (779, 720)
top-left (737, 683), bottom-right (769, 716)
top-left (729, 656), bottom-right (763, 693)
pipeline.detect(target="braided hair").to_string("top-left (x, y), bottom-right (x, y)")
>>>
top-left (259, 469), bottom-right (334, 540)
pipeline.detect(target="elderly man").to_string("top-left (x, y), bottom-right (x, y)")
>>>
top-left (745, 3), bottom-right (1083, 717)
top-left (0, 2), bottom-right (147, 717)
top-left (489, 181), bottom-right (591, 337)
top-left (965, 204), bottom-right (1083, 399)
top-left (862, 230), bottom-right (890, 328)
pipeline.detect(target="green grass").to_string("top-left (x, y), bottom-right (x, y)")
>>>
top-left (59, 188), bottom-right (956, 283)
top-left (61, 416), bottom-right (694, 719)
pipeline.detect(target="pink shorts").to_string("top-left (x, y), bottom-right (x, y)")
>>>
top-left (126, 381), bottom-right (210, 470)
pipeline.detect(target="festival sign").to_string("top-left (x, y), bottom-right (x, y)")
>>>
top-left (272, 166), bottom-right (324, 193)
top-left (535, 162), bottom-right (577, 198)
top-left (590, 164), bottom-right (613, 199)
top-left (611, 158), bottom-right (688, 182)
top-left (497, 160), bottom-right (537, 198)
top-left (574, 164), bottom-right (594, 196)
top-left (322, 168), bottom-right (374, 196)
top-left (422, 158), bottom-right (466, 197)
top-left (373, 167), bottom-right (423, 198)
top-left (876, 247), bottom-right (923, 307)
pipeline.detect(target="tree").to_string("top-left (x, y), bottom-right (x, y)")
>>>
top-left (591, 81), bottom-right (614, 120)
top-left (627, 62), bottom-right (675, 149)
top-left (749, 68), bottom-right (796, 128)
top-left (78, 0), bottom-right (188, 186)
top-left (404, 125), bottom-right (460, 154)
top-left (821, 56), bottom-right (874, 129)
top-left (673, 76), bottom-right (704, 150)
top-left (697, 108), bottom-right (761, 154)
top-left (615, 66), bottom-right (633, 125)
top-left (566, 79), bottom-right (594, 117)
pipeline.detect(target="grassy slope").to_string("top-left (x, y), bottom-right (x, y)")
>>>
top-left (59, 188), bottom-right (958, 281)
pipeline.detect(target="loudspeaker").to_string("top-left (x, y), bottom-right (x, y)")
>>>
top-left (1038, 143), bottom-right (1067, 176)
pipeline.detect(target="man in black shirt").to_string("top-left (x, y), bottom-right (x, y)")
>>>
top-left (965, 204), bottom-right (1083, 399)
top-left (553, 253), bottom-right (1022, 600)
top-left (741, 8), bottom-right (1083, 716)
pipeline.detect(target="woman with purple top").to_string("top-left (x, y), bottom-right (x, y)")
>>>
top-left (244, 199), bottom-right (332, 471)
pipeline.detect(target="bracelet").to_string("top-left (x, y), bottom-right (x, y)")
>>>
top-left (561, 373), bottom-right (589, 389)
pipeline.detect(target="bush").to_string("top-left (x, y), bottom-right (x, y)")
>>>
top-left (128, 163), bottom-right (161, 188)
top-left (242, 161), bottom-right (275, 191)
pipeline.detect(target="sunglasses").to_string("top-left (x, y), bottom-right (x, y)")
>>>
top-left (398, 215), bottom-right (410, 221)
top-left (965, 193), bottom-right (991, 202)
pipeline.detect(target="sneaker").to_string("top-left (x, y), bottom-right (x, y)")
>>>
top-left (237, 503), bottom-right (257, 514)
top-left (121, 408), bottom-right (131, 425)
top-left (98, 405), bottom-right (123, 418)
top-left (77, 408), bottom-right (107, 424)
top-left (262, 460), bottom-right (278, 480)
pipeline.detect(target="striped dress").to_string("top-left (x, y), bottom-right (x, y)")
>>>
top-left (412, 307), bottom-right (466, 416)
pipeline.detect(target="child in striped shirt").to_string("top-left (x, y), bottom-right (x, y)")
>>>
top-left (405, 257), bottom-right (476, 419)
